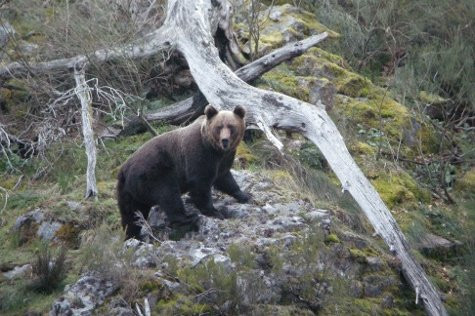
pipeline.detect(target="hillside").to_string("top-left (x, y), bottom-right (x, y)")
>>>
top-left (0, 1), bottom-right (473, 315)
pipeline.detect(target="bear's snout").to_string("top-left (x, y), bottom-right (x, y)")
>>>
top-left (221, 139), bottom-right (229, 149)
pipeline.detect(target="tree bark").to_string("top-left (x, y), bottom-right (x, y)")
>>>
top-left (74, 67), bottom-right (97, 199)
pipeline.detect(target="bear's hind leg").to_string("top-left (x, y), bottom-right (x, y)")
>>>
top-left (151, 178), bottom-right (199, 229)
top-left (118, 193), bottom-right (150, 240)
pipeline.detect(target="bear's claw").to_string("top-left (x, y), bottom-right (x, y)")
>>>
top-left (234, 191), bottom-right (252, 203)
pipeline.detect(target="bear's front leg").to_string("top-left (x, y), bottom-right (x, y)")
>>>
top-left (214, 171), bottom-right (251, 203)
top-left (189, 186), bottom-right (225, 219)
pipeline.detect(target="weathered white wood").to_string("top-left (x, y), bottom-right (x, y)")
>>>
top-left (138, 33), bottom-right (328, 126)
top-left (74, 68), bottom-right (97, 198)
top-left (165, 0), bottom-right (447, 315)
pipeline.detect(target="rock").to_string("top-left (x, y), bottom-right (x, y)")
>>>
top-left (350, 280), bottom-right (364, 298)
top-left (108, 297), bottom-right (134, 316)
top-left (236, 270), bottom-right (281, 307)
top-left (0, 21), bottom-right (15, 47)
top-left (363, 275), bottom-right (397, 297)
top-left (37, 221), bottom-right (63, 241)
top-left (417, 233), bottom-right (462, 258)
top-left (308, 78), bottom-right (336, 111)
top-left (18, 41), bottom-right (39, 55)
top-left (381, 294), bottom-right (395, 308)
top-left (132, 242), bottom-right (157, 268)
top-left (13, 208), bottom-right (63, 242)
top-left (66, 201), bottom-right (83, 212)
top-left (14, 208), bottom-right (44, 230)
top-left (3, 264), bottom-right (32, 280)
top-left (305, 209), bottom-right (330, 221)
top-left (366, 256), bottom-right (384, 271)
top-left (269, 10), bottom-right (281, 22)
top-left (267, 215), bottom-right (305, 232)
top-left (147, 206), bottom-right (169, 228)
top-left (50, 272), bottom-right (118, 316)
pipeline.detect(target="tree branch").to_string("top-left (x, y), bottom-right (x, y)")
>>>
top-left (119, 32), bottom-right (329, 136)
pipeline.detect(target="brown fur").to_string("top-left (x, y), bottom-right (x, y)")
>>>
top-left (117, 105), bottom-right (250, 239)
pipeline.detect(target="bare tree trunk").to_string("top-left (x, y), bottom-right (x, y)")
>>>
top-left (0, 1), bottom-right (447, 314)
top-left (74, 67), bottom-right (97, 199)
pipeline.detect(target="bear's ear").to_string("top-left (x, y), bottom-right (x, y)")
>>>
top-left (205, 105), bottom-right (218, 119)
top-left (233, 105), bottom-right (246, 119)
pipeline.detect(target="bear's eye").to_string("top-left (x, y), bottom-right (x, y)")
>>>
top-left (228, 125), bottom-right (236, 134)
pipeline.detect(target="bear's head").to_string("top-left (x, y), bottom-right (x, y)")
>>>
top-left (202, 105), bottom-right (246, 152)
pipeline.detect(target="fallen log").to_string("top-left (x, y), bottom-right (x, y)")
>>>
top-left (119, 32), bottom-right (329, 135)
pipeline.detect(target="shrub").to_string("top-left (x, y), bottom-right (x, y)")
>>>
top-left (30, 245), bottom-right (67, 293)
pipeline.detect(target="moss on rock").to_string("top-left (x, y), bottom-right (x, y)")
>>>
top-left (372, 170), bottom-right (430, 209)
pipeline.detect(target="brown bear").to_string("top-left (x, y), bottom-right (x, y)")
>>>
top-left (117, 105), bottom-right (251, 239)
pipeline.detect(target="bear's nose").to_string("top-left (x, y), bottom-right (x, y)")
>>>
top-left (221, 139), bottom-right (229, 149)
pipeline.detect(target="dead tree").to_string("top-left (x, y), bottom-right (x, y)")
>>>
top-left (0, 0), bottom-right (447, 315)
top-left (74, 67), bottom-right (98, 198)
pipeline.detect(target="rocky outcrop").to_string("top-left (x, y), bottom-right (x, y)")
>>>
top-left (50, 272), bottom-right (118, 316)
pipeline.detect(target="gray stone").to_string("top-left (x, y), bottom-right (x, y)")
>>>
top-left (267, 215), bottom-right (305, 232)
top-left (381, 294), bottom-right (395, 308)
top-left (50, 272), bottom-right (118, 316)
top-left (37, 221), bottom-right (62, 241)
top-left (3, 264), bottom-right (32, 280)
top-left (14, 208), bottom-right (44, 231)
top-left (305, 209), bottom-right (329, 221)
top-left (418, 233), bottom-right (462, 258)
top-left (108, 297), bottom-right (134, 316)
top-left (308, 79), bottom-right (336, 111)
top-left (0, 21), bottom-right (15, 47)
top-left (237, 270), bottom-right (281, 307)
top-left (66, 201), bottom-right (82, 212)
top-left (132, 242), bottom-right (158, 268)
top-left (366, 256), bottom-right (384, 271)
top-left (363, 275), bottom-right (397, 297)
top-left (350, 280), bottom-right (364, 298)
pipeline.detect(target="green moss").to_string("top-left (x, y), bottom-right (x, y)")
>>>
top-left (235, 142), bottom-right (258, 168)
top-left (349, 248), bottom-right (370, 263)
top-left (325, 233), bottom-right (341, 244)
top-left (351, 141), bottom-right (376, 156)
top-left (354, 298), bottom-right (382, 314)
top-left (372, 170), bottom-right (430, 208)
top-left (259, 30), bottom-right (285, 47)
top-left (259, 68), bottom-right (310, 101)
top-left (55, 223), bottom-right (81, 248)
